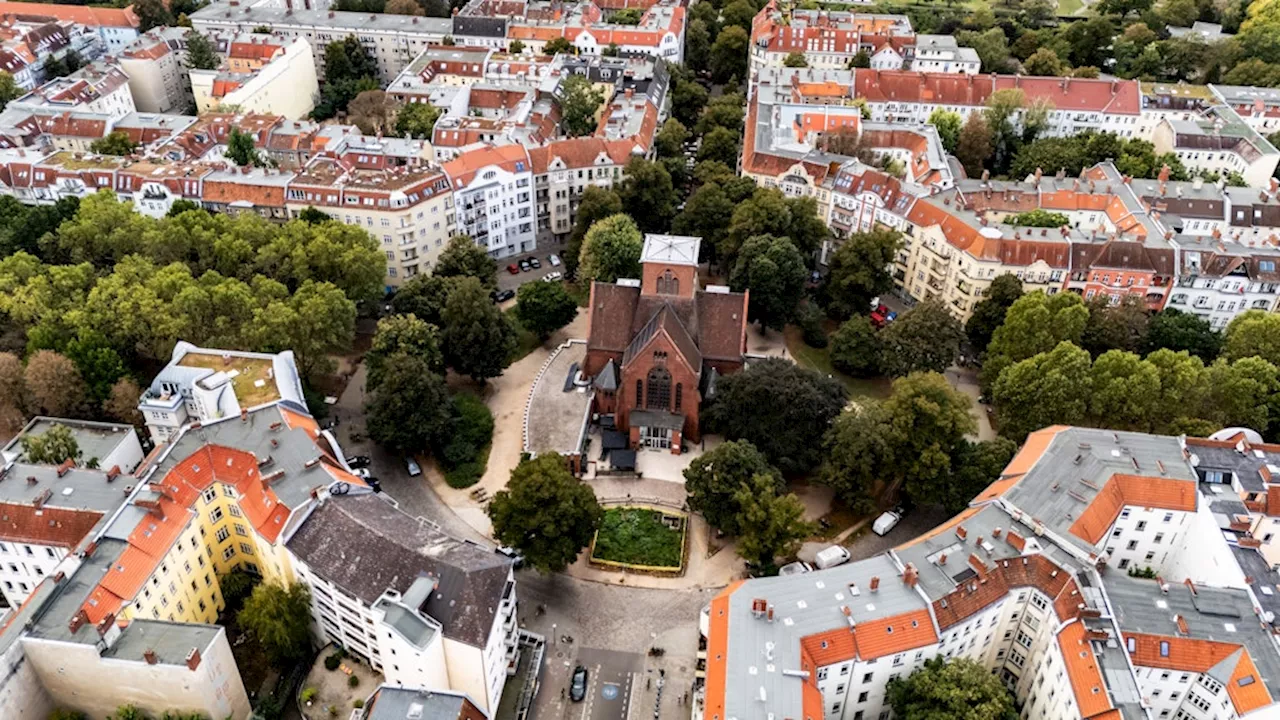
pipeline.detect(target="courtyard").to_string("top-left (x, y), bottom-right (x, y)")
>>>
top-left (298, 645), bottom-right (384, 719)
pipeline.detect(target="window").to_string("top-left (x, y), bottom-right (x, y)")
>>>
top-left (202, 487), bottom-right (217, 504)
top-left (675, 384), bottom-right (683, 413)
top-left (235, 524), bottom-right (248, 537)
top-left (209, 507), bottom-right (223, 523)
top-left (1136, 521), bottom-right (1147, 531)
top-left (1160, 640), bottom-right (1170, 657)
top-left (240, 543), bottom-right (254, 555)
top-left (1118, 559), bottom-right (1130, 569)
top-left (1163, 512), bottom-right (1174, 522)
top-left (635, 379), bottom-right (642, 406)
top-left (863, 673), bottom-right (873, 683)
top-left (656, 269), bottom-right (680, 295)
top-left (222, 546), bottom-right (236, 561)
top-left (646, 368), bottom-right (672, 410)
top-left (857, 692), bottom-right (868, 703)
top-left (228, 505), bottom-right (242, 518)
top-left (223, 485), bottom-right (236, 498)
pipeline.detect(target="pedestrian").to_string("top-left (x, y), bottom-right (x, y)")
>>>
top-left (561, 688), bottom-right (566, 700)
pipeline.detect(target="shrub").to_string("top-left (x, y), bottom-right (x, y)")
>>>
top-left (439, 393), bottom-right (493, 488)
top-left (797, 301), bottom-right (828, 349)
top-left (324, 654), bottom-right (341, 671)
top-left (301, 687), bottom-right (318, 703)
top-left (348, 675), bottom-right (360, 688)
top-left (353, 699), bottom-right (366, 709)
top-left (445, 461), bottom-right (485, 489)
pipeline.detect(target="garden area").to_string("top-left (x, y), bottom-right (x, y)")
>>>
top-left (783, 325), bottom-right (892, 401)
top-left (590, 506), bottom-right (687, 571)
top-left (299, 646), bottom-right (382, 719)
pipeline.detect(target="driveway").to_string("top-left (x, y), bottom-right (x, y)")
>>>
top-left (796, 504), bottom-right (954, 565)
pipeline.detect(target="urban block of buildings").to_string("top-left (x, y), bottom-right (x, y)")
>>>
top-left (699, 425), bottom-right (1280, 720)
top-left (190, 34), bottom-right (319, 119)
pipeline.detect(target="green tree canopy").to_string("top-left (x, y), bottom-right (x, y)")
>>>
top-left (578, 213), bottom-right (643, 284)
top-left (543, 37), bottom-right (574, 55)
top-left (365, 351), bottom-right (452, 453)
top-left (886, 657), bottom-right (1017, 720)
top-left (225, 127), bottom-right (261, 167)
top-left (1225, 309), bottom-right (1280, 364)
top-left (185, 29), bottom-right (219, 70)
top-left (733, 474), bottom-right (815, 571)
top-left (992, 341), bottom-right (1094, 441)
top-left (90, 132), bottom-right (139, 157)
top-left (394, 101), bottom-right (441, 139)
top-left (1145, 309), bottom-right (1221, 360)
top-left (559, 74), bottom-right (605, 137)
top-left (705, 358), bottom-right (848, 475)
top-left (877, 299), bottom-right (963, 376)
top-left (729, 235), bottom-right (807, 331)
top-left (365, 313), bottom-right (444, 388)
top-left (238, 582), bottom-right (314, 667)
top-left (830, 315), bottom-right (881, 377)
top-left (515, 281), bottom-right (578, 340)
top-left (980, 291), bottom-right (1088, 393)
top-left (927, 108), bottom-right (962, 153)
top-left (710, 25), bottom-right (749, 83)
top-left (618, 158), bottom-right (678, 233)
top-left (965, 274), bottom-right (1023, 353)
top-left (823, 229), bottom-right (901, 319)
top-left (488, 454), bottom-right (602, 572)
top-left (655, 118), bottom-right (689, 158)
top-left (566, 186), bottom-right (623, 278)
top-left (21, 424), bottom-right (80, 465)
top-left (884, 372), bottom-right (976, 504)
top-left (684, 440), bottom-right (784, 535)
top-left (434, 235), bottom-right (497, 290)
top-left (390, 273), bottom-right (459, 327)
top-left (1082, 296), bottom-right (1149, 357)
top-left (441, 277), bottom-right (516, 381)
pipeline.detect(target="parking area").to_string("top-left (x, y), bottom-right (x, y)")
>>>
top-left (497, 247), bottom-right (568, 293)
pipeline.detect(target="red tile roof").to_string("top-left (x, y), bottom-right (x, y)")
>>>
top-left (800, 627), bottom-right (857, 666)
top-left (1058, 621), bottom-right (1117, 718)
top-left (1069, 473), bottom-right (1197, 545)
top-left (0, 2), bottom-right (138, 27)
top-left (0, 502), bottom-right (103, 548)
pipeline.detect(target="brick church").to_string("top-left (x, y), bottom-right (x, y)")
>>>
top-left (584, 234), bottom-right (749, 452)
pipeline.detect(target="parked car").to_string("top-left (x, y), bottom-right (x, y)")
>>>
top-left (520, 259), bottom-right (532, 272)
top-left (548, 253), bottom-right (561, 266)
top-left (779, 561), bottom-right (813, 576)
top-left (870, 303), bottom-right (897, 329)
top-left (542, 271), bottom-right (563, 282)
top-left (345, 455), bottom-right (371, 469)
top-left (872, 511), bottom-right (902, 536)
top-left (353, 468), bottom-right (372, 480)
top-left (405, 457), bottom-right (422, 477)
top-left (496, 545), bottom-right (525, 569)
top-left (529, 257), bottom-right (542, 269)
top-left (570, 665), bottom-right (588, 702)
top-left (507, 263), bottom-right (520, 275)
top-left (493, 288), bottom-right (515, 303)
top-left (813, 545), bottom-right (851, 570)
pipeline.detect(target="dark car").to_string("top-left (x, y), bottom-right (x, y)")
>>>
top-left (529, 257), bottom-right (542, 269)
top-left (570, 665), bottom-right (588, 702)
top-left (493, 289), bottom-right (515, 303)
top-left (345, 455), bottom-right (371, 469)
top-left (507, 263), bottom-right (520, 275)
top-left (519, 259), bottom-right (532, 272)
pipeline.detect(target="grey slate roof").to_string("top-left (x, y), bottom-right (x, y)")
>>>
top-left (1188, 440), bottom-right (1277, 493)
top-left (13, 417), bottom-right (137, 467)
top-left (365, 686), bottom-right (469, 720)
top-left (1229, 545), bottom-right (1280, 630)
top-left (286, 493), bottom-right (512, 648)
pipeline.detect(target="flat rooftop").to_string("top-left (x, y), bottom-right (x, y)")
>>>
top-left (9, 418), bottom-right (136, 468)
top-left (524, 341), bottom-right (592, 457)
top-left (177, 351), bottom-right (281, 407)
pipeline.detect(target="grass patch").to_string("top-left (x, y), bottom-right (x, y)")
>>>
top-left (1055, 0), bottom-right (1082, 15)
top-left (783, 325), bottom-right (892, 401)
top-left (592, 507), bottom-right (685, 568)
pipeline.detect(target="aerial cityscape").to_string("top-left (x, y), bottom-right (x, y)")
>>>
top-left (6, 0), bottom-right (1280, 718)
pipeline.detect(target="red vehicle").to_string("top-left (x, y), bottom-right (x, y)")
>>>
top-left (870, 304), bottom-right (897, 329)
top-left (506, 263), bottom-right (520, 274)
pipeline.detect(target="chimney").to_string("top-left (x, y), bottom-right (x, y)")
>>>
top-left (106, 465), bottom-right (120, 482)
top-left (144, 649), bottom-right (157, 665)
top-left (1185, 577), bottom-right (1198, 596)
top-left (870, 576), bottom-right (880, 592)
top-left (955, 525), bottom-right (968, 541)
top-left (68, 609), bottom-right (88, 634)
top-left (96, 613), bottom-right (115, 636)
top-left (992, 527), bottom-right (1002, 538)
top-left (903, 563), bottom-right (918, 588)
top-left (937, 553), bottom-right (947, 565)
top-left (240, 409), bottom-right (248, 422)
top-left (1157, 164), bottom-right (1171, 184)
top-left (56, 459), bottom-right (73, 477)
top-left (185, 647), bottom-right (202, 671)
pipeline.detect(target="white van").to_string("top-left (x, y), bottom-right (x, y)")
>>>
top-left (813, 545), bottom-right (851, 570)
top-left (873, 511), bottom-right (901, 536)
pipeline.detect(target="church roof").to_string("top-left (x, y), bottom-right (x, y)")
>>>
top-left (641, 234), bottom-right (700, 267)
top-left (622, 303), bottom-right (703, 372)
top-left (586, 281), bottom-right (747, 368)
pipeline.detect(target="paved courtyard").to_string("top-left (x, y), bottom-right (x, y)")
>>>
top-left (299, 645), bottom-right (383, 719)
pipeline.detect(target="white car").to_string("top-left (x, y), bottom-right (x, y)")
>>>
top-left (405, 457), bottom-right (421, 477)
top-left (548, 254), bottom-right (561, 266)
top-left (542, 271), bottom-right (563, 282)
top-left (813, 545), bottom-right (851, 570)
top-left (353, 468), bottom-right (372, 480)
top-left (872, 511), bottom-right (902, 536)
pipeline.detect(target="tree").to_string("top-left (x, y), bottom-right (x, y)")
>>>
top-left (104, 377), bottom-right (144, 428)
top-left (509, 39), bottom-right (526, 54)
top-left (618, 158), bottom-right (677, 233)
top-left (0, 352), bottom-right (20, 433)
top-left (685, 19), bottom-right (712, 72)
top-left (847, 50), bottom-right (871, 69)
top-left (1225, 309), bottom-right (1280, 364)
top-left (108, 706), bottom-right (147, 720)
top-left (733, 474), bottom-right (816, 571)
top-left (441, 277), bottom-right (516, 381)
top-left (366, 314), bottom-right (444, 388)
top-left (696, 93), bottom-right (746, 135)
top-left (705, 358), bottom-right (848, 475)
top-left (0, 71), bottom-right (20, 112)
top-left (21, 424), bottom-right (80, 465)
top-left (945, 437), bottom-right (1018, 513)
top-left (783, 52), bottom-right (808, 67)
top-left (965, 274), bottom-right (1022, 353)
top-left (927, 108), bottom-right (962, 154)
top-left (347, 89), bottom-right (398, 135)
top-left (877, 299), bottom-right (963, 376)
top-left (395, 101), bottom-right (441, 139)
top-left (981, 291), bottom-right (1088, 393)
top-left (390, 273), bottom-right (458, 326)
top-left (515, 281), bottom-right (578, 340)
top-left (238, 582), bottom-right (314, 667)
top-left (729, 236), bottom-right (807, 331)
top-left (821, 404), bottom-right (893, 510)
top-left (710, 26), bottom-right (749, 84)
top-left (185, 30), bottom-right (219, 70)
top-left (1159, 0), bottom-right (1199, 26)
top-left (884, 372), bottom-right (976, 504)
top-left (655, 118), bottom-right (689, 158)
top-left (1081, 296), bottom-right (1149, 357)
top-left (386, 0), bottom-right (425, 14)
top-left (696, 126), bottom-right (740, 166)
top-left (488, 454), bottom-right (602, 573)
top-left (90, 132), bottom-right (138, 157)
top-left (24, 351), bottom-right (86, 418)
top-left (559, 74), bottom-right (605, 137)
top-left (64, 330), bottom-right (126, 404)
top-left (434, 235), bottom-right (497, 290)
top-left (1202, 357), bottom-right (1280, 433)
top-left (684, 440), bottom-right (784, 535)
top-left (672, 184), bottom-right (735, 259)
top-left (886, 657), bottom-right (1017, 720)
top-left (166, 199), bottom-right (203, 217)
top-left (133, 0), bottom-right (172, 30)
top-left (1009, 209), bottom-right (1069, 227)
top-left (823, 229), bottom-right (901, 319)
top-left (1145, 309), bottom-right (1221, 360)
top-left (566, 186), bottom-right (622, 278)
top-left (365, 352), bottom-right (452, 452)
top-left (956, 113), bottom-right (993, 177)
top-left (579, 213), bottom-right (643, 284)
top-left (544, 37), bottom-right (574, 56)
top-left (1089, 350), bottom-right (1161, 430)
top-left (297, 206), bottom-right (331, 225)
top-left (830, 316), bottom-right (881, 377)
top-left (992, 341), bottom-right (1094, 441)
top-left (225, 127), bottom-right (261, 167)
top-left (440, 392), bottom-right (493, 478)
top-left (1024, 47), bottom-right (1066, 75)
top-left (671, 77), bottom-right (708, 128)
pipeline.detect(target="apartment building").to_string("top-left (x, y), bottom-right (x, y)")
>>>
top-left (0, 2), bottom-right (139, 53)
top-left (359, 686), bottom-right (488, 720)
top-left (700, 425), bottom-right (1280, 720)
top-left (11, 60), bottom-right (135, 120)
top-left (529, 137), bottom-right (635, 242)
top-left (191, 35), bottom-right (320, 119)
top-left (288, 492), bottom-right (519, 716)
top-left (118, 27), bottom-right (194, 114)
top-left (1152, 105), bottom-right (1280, 187)
top-left (0, 418), bottom-right (144, 607)
top-left (0, 14), bottom-right (105, 91)
top-left (748, 0), bottom-right (914, 71)
top-left (443, 143), bottom-right (536, 258)
top-left (1211, 84), bottom-right (1280, 135)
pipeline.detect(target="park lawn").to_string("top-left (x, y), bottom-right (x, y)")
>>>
top-left (592, 508), bottom-right (685, 568)
top-left (1055, 0), bottom-right (1083, 15)
top-left (783, 325), bottom-right (893, 401)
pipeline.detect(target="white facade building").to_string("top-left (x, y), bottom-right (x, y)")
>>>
top-left (443, 144), bottom-right (536, 259)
